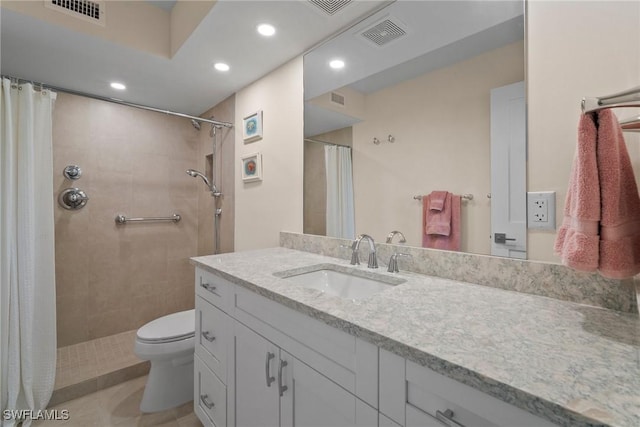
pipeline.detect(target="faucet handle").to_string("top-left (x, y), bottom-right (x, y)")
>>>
top-left (387, 253), bottom-right (411, 273)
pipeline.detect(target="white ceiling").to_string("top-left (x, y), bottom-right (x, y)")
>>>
top-left (0, 0), bottom-right (389, 116)
top-left (304, 0), bottom-right (524, 100)
top-left (303, 0), bottom-right (524, 137)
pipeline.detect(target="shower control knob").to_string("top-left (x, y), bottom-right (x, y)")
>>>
top-left (58, 188), bottom-right (89, 210)
top-left (63, 165), bottom-right (82, 180)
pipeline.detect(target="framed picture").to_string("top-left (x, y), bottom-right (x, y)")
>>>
top-left (243, 110), bottom-right (263, 143)
top-left (241, 153), bottom-right (262, 182)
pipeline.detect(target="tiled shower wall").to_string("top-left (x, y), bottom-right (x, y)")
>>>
top-left (53, 93), bottom-right (202, 347)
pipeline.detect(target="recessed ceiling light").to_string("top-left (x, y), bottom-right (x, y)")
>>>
top-left (214, 63), bottom-right (230, 72)
top-left (257, 24), bottom-right (276, 37)
top-left (110, 82), bottom-right (126, 90)
top-left (329, 59), bottom-right (345, 70)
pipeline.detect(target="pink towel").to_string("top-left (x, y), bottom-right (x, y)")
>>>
top-left (554, 109), bottom-right (640, 279)
top-left (429, 191), bottom-right (448, 211)
top-left (423, 193), bottom-right (461, 251)
top-left (425, 191), bottom-right (452, 236)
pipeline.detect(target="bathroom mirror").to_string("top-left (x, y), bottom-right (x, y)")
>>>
top-left (303, 0), bottom-right (525, 257)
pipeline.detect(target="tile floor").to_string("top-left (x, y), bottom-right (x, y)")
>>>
top-left (55, 331), bottom-right (142, 390)
top-left (34, 375), bottom-right (202, 427)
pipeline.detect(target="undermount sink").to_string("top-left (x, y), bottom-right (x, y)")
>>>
top-left (274, 264), bottom-right (405, 301)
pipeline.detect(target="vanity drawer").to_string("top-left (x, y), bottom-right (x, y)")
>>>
top-left (196, 267), bottom-right (234, 313)
top-left (405, 361), bottom-right (557, 427)
top-left (195, 296), bottom-right (230, 382)
top-left (195, 355), bottom-right (227, 427)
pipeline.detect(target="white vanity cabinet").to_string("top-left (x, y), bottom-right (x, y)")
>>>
top-left (194, 266), bottom-right (558, 427)
top-left (194, 267), bottom-right (378, 427)
top-left (379, 349), bottom-right (557, 427)
top-left (234, 321), bottom-right (377, 427)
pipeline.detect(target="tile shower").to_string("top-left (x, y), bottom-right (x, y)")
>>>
top-left (51, 92), bottom-right (235, 403)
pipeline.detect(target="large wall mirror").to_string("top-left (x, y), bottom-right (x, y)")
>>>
top-left (303, 0), bottom-right (526, 258)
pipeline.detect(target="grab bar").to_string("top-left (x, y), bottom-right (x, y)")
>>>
top-left (115, 214), bottom-right (181, 224)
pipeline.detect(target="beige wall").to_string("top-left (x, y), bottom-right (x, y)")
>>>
top-left (53, 93), bottom-right (200, 346)
top-left (234, 57), bottom-right (304, 251)
top-left (2, 0), bottom-right (217, 58)
top-left (197, 95), bottom-right (236, 256)
top-left (352, 41), bottom-right (524, 253)
top-left (527, 0), bottom-right (640, 262)
top-left (2, 0), bottom-right (171, 57)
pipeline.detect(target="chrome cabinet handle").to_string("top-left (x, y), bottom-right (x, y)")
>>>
top-left (200, 394), bottom-right (215, 410)
top-left (436, 409), bottom-right (464, 427)
top-left (202, 331), bottom-right (216, 342)
top-left (278, 359), bottom-right (288, 396)
top-left (265, 352), bottom-right (275, 387)
top-left (200, 282), bottom-right (218, 294)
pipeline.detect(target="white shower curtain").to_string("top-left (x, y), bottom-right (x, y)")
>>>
top-left (324, 145), bottom-right (355, 239)
top-left (1, 78), bottom-right (57, 426)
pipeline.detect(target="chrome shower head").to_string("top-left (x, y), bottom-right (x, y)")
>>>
top-left (190, 119), bottom-right (201, 131)
top-left (186, 169), bottom-right (210, 186)
top-left (186, 169), bottom-right (220, 197)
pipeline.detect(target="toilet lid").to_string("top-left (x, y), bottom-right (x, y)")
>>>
top-left (137, 309), bottom-right (195, 343)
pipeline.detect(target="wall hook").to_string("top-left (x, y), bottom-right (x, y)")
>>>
top-left (388, 135), bottom-right (395, 143)
top-left (373, 137), bottom-right (381, 145)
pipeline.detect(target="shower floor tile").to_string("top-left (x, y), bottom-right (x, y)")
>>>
top-left (51, 330), bottom-right (149, 407)
top-left (35, 375), bottom-right (202, 427)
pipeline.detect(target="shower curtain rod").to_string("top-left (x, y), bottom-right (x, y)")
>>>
top-left (304, 138), bottom-right (350, 148)
top-left (2, 75), bottom-right (234, 128)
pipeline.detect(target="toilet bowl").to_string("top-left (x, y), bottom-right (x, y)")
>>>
top-left (134, 309), bottom-right (195, 413)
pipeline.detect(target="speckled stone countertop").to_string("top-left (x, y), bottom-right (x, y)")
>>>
top-left (191, 247), bottom-right (640, 427)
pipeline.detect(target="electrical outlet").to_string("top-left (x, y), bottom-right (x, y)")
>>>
top-left (532, 199), bottom-right (548, 222)
top-left (528, 192), bottom-right (556, 230)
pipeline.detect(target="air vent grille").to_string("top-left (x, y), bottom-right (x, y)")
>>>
top-left (308, 0), bottom-right (352, 16)
top-left (331, 92), bottom-right (345, 106)
top-left (361, 19), bottom-right (407, 47)
top-left (45, 0), bottom-right (106, 25)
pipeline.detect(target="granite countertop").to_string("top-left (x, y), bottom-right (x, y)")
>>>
top-left (191, 247), bottom-right (640, 427)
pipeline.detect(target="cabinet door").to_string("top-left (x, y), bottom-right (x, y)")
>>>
top-left (234, 321), bottom-right (280, 427)
top-left (280, 351), bottom-right (377, 427)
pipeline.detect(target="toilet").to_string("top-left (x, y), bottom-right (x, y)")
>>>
top-left (134, 309), bottom-right (196, 413)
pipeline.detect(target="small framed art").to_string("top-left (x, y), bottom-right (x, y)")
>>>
top-left (243, 110), bottom-right (263, 143)
top-left (241, 153), bottom-right (262, 182)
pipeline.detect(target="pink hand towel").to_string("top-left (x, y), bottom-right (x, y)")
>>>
top-left (425, 191), bottom-right (452, 236)
top-left (429, 191), bottom-right (448, 211)
top-left (423, 193), bottom-right (461, 251)
top-left (555, 109), bottom-right (640, 279)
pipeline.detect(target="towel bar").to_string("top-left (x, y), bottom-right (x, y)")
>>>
top-left (582, 86), bottom-right (640, 113)
top-left (413, 194), bottom-right (473, 201)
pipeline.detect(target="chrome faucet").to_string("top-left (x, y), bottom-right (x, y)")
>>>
top-left (386, 230), bottom-right (407, 244)
top-left (351, 234), bottom-right (378, 268)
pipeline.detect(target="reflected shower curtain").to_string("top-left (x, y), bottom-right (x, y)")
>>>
top-left (1, 78), bottom-right (57, 426)
top-left (324, 145), bottom-right (355, 239)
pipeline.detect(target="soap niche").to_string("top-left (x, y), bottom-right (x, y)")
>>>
top-left (205, 153), bottom-right (214, 185)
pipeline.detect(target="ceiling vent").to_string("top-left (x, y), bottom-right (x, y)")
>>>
top-left (331, 92), bottom-right (345, 107)
top-left (360, 17), bottom-right (408, 47)
top-left (307, 0), bottom-right (352, 16)
top-left (44, 0), bottom-right (106, 26)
